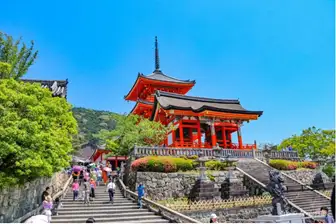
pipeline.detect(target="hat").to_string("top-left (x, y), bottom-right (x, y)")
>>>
top-left (210, 214), bottom-right (217, 219)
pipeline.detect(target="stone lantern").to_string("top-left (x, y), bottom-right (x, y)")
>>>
top-left (188, 152), bottom-right (221, 201)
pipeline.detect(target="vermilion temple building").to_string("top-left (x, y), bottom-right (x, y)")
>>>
top-left (126, 37), bottom-right (263, 150)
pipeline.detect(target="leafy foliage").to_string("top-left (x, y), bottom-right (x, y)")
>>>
top-left (97, 114), bottom-right (171, 156)
top-left (131, 156), bottom-right (236, 173)
top-left (322, 164), bottom-right (335, 178)
top-left (0, 79), bottom-right (77, 187)
top-left (204, 160), bottom-right (237, 171)
top-left (278, 127), bottom-right (335, 159)
top-left (269, 159), bottom-right (317, 170)
top-left (72, 107), bottom-right (120, 149)
top-left (131, 156), bottom-right (193, 173)
top-left (0, 32), bottom-right (38, 79)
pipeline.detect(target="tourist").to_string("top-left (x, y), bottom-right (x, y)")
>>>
top-left (79, 170), bottom-right (84, 186)
top-left (90, 178), bottom-right (97, 199)
top-left (41, 187), bottom-right (50, 203)
top-left (321, 207), bottom-right (334, 223)
top-left (72, 170), bottom-right (80, 182)
top-left (102, 168), bottom-right (108, 185)
top-left (72, 179), bottom-right (79, 201)
top-left (210, 213), bottom-right (218, 223)
top-left (83, 179), bottom-right (90, 205)
top-left (106, 179), bottom-right (116, 203)
top-left (86, 217), bottom-right (96, 223)
top-left (137, 183), bottom-right (145, 209)
top-left (42, 195), bottom-right (53, 223)
top-left (97, 168), bottom-right (103, 186)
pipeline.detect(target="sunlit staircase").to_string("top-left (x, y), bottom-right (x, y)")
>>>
top-left (52, 184), bottom-right (169, 223)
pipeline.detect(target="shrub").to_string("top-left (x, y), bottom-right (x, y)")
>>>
top-left (131, 156), bottom-right (193, 173)
top-left (269, 160), bottom-right (317, 170)
top-left (322, 164), bottom-right (335, 178)
top-left (205, 160), bottom-right (237, 171)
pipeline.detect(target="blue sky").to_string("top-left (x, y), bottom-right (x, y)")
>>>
top-left (0, 0), bottom-right (334, 144)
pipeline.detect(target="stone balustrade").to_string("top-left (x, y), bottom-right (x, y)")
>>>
top-left (132, 146), bottom-right (299, 160)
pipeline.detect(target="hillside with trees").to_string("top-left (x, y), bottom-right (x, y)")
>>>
top-left (72, 107), bottom-right (122, 148)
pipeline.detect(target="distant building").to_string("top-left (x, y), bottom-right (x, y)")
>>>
top-left (21, 79), bottom-right (68, 98)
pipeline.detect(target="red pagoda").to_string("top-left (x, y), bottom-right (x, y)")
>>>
top-left (126, 37), bottom-right (263, 150)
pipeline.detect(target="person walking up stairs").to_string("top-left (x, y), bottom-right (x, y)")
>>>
top-left (52, 183), bottom-right (170, 223)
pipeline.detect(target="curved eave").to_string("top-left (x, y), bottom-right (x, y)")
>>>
top-left (151, 99), bottom-right (263, 121)
top-left (124, 75), bottom-right (196, 101)
top-left (130, 100), bottom-right (154, 114)
top-left (160, 104), bottom-right (263, 116)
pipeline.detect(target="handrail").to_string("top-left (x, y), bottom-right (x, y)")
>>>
top-left (255, 158), bottom-right (331, 200)
top-left (235, 167), bottom-right (313, 218)
top-left (13, 175), bottom-right (73, 223)
top-left (117, 178), bottom-right (200, 223)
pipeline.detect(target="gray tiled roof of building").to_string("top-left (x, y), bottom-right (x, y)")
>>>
top-left (153, 90), bottom-right (263, 115)
top-left (21, 79), bottom-right (68, 98)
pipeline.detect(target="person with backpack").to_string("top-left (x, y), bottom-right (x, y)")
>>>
top-left (137, 183), bottom-right (145, 209)
top-left (106, 179), bottom-right (116, 203)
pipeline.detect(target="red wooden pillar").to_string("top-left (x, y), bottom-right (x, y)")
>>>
top-left (172, 128), bottom-right (176, 147)
top-left (100, 153), bottom-right (103, 162)
top-left (179, 120), bottom-right (184, 146)
top-left (115, 156), bottom-right (118, 168)
top-left (228, 132), bottom-right (232, 148)
top-left (237, 124), bottom-right (243, 149)
top-left (197, 119), bottom-right (202, 147)
top-left (210, 121), bottom-right (217, 148)
top-left (222, 126), bottom-right (227, 148)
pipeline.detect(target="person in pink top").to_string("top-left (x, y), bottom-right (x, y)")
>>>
top-left (72, 179), bottom-right (79, 201)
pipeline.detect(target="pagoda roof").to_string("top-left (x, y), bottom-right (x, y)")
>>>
top-left (21, 79), bottom-right (68, 98)
top-left (124, 71), bottom-right (195, 101)
top-left (151, 91), bottom-right (263, 119)
top-left (141, 70), bottom-right (196, 84)
top-left (130, 99), bottom-right (154, 114)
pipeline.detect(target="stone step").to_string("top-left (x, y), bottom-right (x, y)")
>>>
top-left (53, 211), bottom-right (155, 219)
top-left (58, 208), bottom-right (148, 215)
top-left (51, 215), bottom-right (166, 223)
top-left (61, 202), bottom-right (135, 206)
top-left (58, 205), bottom-right (140, 211)
top-left (62, 196), bottom-right (130, 202)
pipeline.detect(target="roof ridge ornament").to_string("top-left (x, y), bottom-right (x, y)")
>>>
top-left (154, 36), bottom-right (161, 73)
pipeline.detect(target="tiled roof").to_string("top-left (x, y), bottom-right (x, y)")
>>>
top-left (140, 70), bottom-right (196, 84)
top-left (21, 79), bottom-right (68, 98)
top-left (153, 90), bottom-right (263, 115)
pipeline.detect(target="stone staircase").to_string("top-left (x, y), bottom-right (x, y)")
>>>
top-left (237, 159), bottom-right (331, 217)
top-left (52, 184), bottom-right (169, 223)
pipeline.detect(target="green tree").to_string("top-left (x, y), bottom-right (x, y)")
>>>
top-left (0, 79), bottom-right (77, 187)
top-left (0, 32), bottom-right (38, 79)
top-left (278, 127), bottom-right (335, 159)
top-left (96, 114), bottom-right (172, 156)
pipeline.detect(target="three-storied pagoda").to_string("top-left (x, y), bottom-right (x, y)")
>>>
top-left (126, 37), bottom-right (263, 149)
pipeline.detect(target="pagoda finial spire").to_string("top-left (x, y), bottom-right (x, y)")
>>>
top-left (154, 36), bottom-right (161, 72)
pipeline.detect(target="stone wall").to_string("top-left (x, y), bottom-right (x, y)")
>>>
top-left (134, 171), bottom-right (244, 201)
top-left (0, 172), bottom-right (69, 223)
top-left (283, 170), bottom-right (330, 185)
top-left (183, 206), bottom-right (272, 223)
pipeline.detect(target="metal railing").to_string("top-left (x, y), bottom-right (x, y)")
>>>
top-left (133, 146), bottom-right (299, 159)
top-left (12, 175), bottom-right (73, 223)
top-left (117, 178), bottom-right (200, 223)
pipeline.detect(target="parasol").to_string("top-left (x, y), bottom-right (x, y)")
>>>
top-left (103, 167), bottom-right (112, 172)
top-left (72, 165), bottom-right (82, 172)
